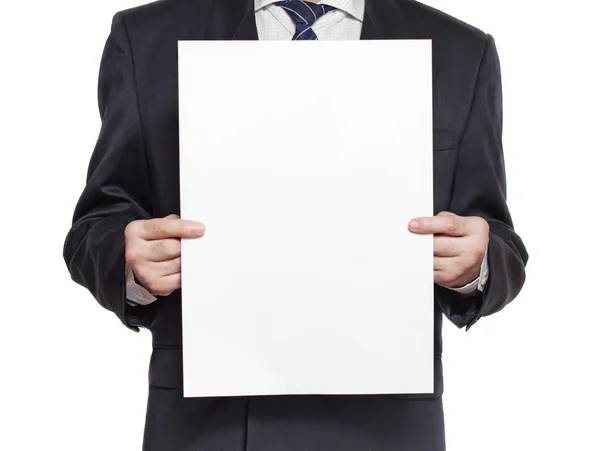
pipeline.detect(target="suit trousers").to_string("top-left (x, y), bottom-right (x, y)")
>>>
top-left (142, 386), bottom-right (446, 451)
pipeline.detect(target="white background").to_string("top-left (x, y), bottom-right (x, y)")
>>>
top-left (0, 0), bottom-right (598, 450)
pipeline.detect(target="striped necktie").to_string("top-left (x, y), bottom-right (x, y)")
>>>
top-left (274, 0), bottom-right (337, 40)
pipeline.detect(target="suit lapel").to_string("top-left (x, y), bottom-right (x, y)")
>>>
top-left (360, 10), bottom-right (383, 39)
top-left (362, 0), bottom-right (412, 40)
top-left (232, 7), bottom-right (260, 40)
top-left (204, 0), bottom-right (258, 40)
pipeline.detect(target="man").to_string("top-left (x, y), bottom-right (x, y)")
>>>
top-left (63, 0), bottom-right (528, 449)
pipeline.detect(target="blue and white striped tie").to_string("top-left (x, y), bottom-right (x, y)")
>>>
top-left (275, 0), bottom-right (337, 40)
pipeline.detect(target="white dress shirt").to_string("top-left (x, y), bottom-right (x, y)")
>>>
top-left (126, 0), bottom-right (488, 305)
top-left (255, 0), bottom-right (364, 40)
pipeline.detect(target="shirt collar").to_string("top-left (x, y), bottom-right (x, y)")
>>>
top-left (255, 0), bottom-right (365, 22)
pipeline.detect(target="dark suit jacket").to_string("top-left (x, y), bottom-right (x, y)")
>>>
top-left (63, 0), bottom-right (528, 448)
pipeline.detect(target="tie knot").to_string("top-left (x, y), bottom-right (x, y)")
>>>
top-left (275, 0), bottom-right (336, 28)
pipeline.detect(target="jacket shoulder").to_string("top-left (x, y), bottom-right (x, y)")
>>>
top-left (400, 0), bottom-right (489, 45)
top-left (396, 0), bottom-right (494, 73)
top-left (116, 0), bottom-right (211, 33)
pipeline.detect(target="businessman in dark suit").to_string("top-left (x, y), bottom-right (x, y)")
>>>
top-left (63, 0), bottom-right (528, 449)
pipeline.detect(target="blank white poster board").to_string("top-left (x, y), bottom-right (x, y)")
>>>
top-left (178, 40), bottom-right (433, 397)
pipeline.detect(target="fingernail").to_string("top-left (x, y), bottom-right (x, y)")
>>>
top-left (187, 222), bottom-right (205, 233)
top-left (409, 220), bottom-right (420, 229)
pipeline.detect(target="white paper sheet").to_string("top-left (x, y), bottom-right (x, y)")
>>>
top-left (178, 40), bottom-right (433, 397)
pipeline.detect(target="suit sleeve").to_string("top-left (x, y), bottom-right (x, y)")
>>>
top-left (63, 13), bottom-right (154, 331)
top-left (436, 34), bottom-right (529, 330)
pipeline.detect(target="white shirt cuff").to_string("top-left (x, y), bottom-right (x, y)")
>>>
top-left (125, 262), bottom-right (157, 306)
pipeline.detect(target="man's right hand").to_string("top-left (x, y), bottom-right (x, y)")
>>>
top-left (124, 214), bottom-right (205, 297)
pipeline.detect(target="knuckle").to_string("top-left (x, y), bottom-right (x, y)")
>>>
top-left (467, 239), bottom-right (486, 259)
top-left (124, 248), bottom-right (138, 263)
top-left (134, 266), bottom-right (150, 282)
top-left (125, 221), bottom-right (141, 239)
top-left (146, 280), bottom-right (161, 294)
top-left (473, 243), bottom-right (487, 257)
top-left (153, 222), bottom-right (166, 237)
top-left (151, 283), bottom-right (174, 297)
top-left (446, 217), bottom-right (459, 232)
top-left (473, 217), bottom-right (489, 234)
top-left (166, 239), bottom-right (181, 256)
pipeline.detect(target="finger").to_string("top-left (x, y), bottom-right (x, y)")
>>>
top-left (133, 257), bottom-right (181, 282)
top-left (434, 267), bottom-right (461, 288)
top-left (433, 256), bottom-right (456, 271)
top-left (437, 212), bottom-right (490, 237)
top-left (158, 257), bottom-right (181, 276)
top-left (434, 269), bottom-right (451, 287)
top-left (129, 238), bottom-right (181, 262)
top-left (408, 212), bottom-right (466, 236)
top-left (140, 217), bottom-right (205, 240)
top-left (144, 273), bottom-right (182, 297)
top-left (433, 235), bottom-right (462, 257)
top-left (144, 238), bottom-right (181, 262)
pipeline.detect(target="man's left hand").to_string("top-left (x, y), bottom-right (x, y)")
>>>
top-left (408, 211), bottom-right (489, 289)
